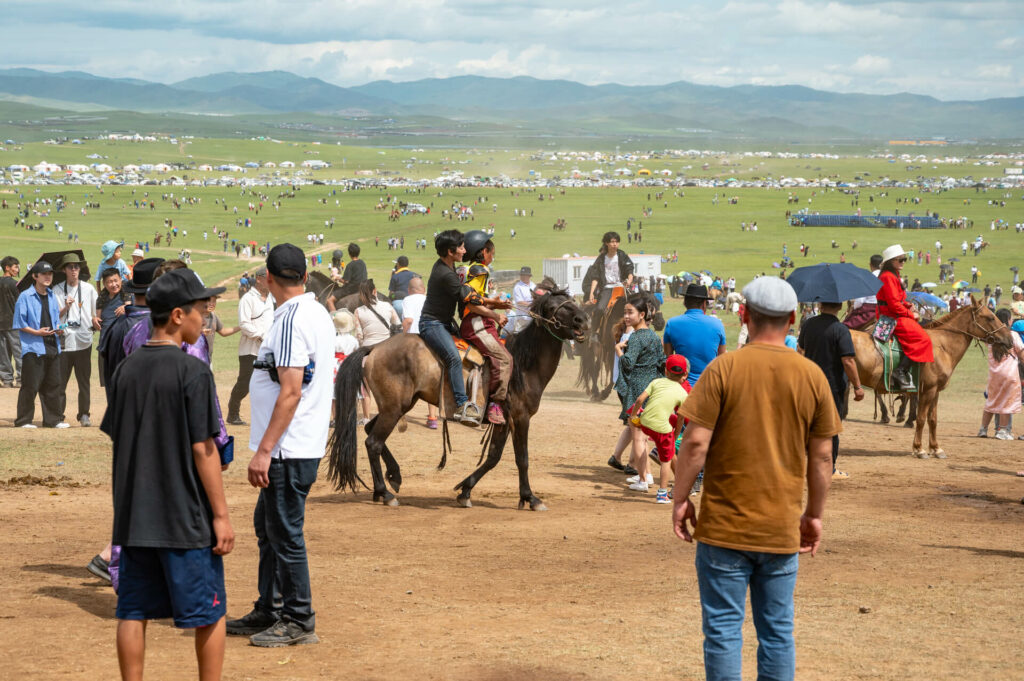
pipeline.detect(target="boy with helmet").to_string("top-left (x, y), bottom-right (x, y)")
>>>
top-left (460, 229), bottom-right (515, 425)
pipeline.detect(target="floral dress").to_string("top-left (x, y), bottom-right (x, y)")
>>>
top-left (614, 327), bottom-right (665, 422)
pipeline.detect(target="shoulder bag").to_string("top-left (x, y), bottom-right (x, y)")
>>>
top-left (366, 303), bottom-right (402, 337)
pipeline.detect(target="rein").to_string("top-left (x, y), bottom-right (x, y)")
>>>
top-left (938, 305), bottom-right (1008, 347)
top-left (528, 298), bottom-right (579, 342)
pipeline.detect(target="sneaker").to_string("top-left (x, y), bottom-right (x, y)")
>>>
top-left (249, 621), bottom-right (319, 648)
top-left (19, 423), bottom-right (37, 429)
top-left (628, 481), bottom-right (649, 492)
top-left (79, 415), bottom-right (91, 427)
top-left (977, 428), bottom-right (988, 438)
top-left (689, 479), bottom-right (703, 496)
top-left (226, 417), bottom-right (247, 426)
top-left (832, 470), bottom-right (850, 479)
top-left (53, 422), bottom-right (70, 429)
top-left (995, 429), bottom-right (1013, 441)
top-left (607, 456), bottom-right (625, 471)
top-left (226, 608), bottom-right (280, 636)
top-left (648, 449), bottom-right (660, 464)
top-left (426, 418), bottom-right (438, 430)
top-left (623, 465), bottom-right (638, 476)
top-left (86, 554), bottom-right (111, 582)
top-left (655, 489), bottom-right (670, 504)
top-left (626, 473), bottom-right (654, 485)
top-left (486, 402), bottom-right (506, 425)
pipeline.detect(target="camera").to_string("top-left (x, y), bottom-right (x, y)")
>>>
top-left (66, 321), bottom-right (81, 329)
top-left (254, 352), bottom-right (315, 385)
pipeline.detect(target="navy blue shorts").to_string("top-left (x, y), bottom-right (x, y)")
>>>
top-left (115, 546), bottom-right (226, 629)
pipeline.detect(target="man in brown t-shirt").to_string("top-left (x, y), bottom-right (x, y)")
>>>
top-left (672, 276), bottom-right (840, 681)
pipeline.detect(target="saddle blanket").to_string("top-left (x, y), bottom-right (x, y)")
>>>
top-left (875, 337), bottom-right (920, 393)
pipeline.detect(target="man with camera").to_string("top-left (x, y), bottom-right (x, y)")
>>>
top-left (54, 253), bottom-right (98, 427)
top-left (13, 261), bottom-right (68, 428)
top-left (226, 244), bottom-right (334, 648)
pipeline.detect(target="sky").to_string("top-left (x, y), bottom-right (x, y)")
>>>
top-left (4, 0), bottom-right (1021, 100)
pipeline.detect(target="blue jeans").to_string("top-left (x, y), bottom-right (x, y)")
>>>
top-left (254, 457), bottom-right (319, 630)
top-left (418, 317), bottom-right (468, 407)
top-left (391, 298), bottom-right (404, 320)
top-left (695, 542), bottom-right (799, 681)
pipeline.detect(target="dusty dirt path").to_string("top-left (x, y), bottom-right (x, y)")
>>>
top-left (1, 364), bottom-right (1022, 680)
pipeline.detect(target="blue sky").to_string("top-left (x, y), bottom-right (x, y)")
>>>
top-left (4, 0), bottom-right (1021, 100)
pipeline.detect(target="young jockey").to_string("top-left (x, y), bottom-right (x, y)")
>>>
top-left (459, 230), bottom-right (515, 425)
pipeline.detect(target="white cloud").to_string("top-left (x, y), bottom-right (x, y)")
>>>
top-left (975, 64), bottom-right (1012, 80)
top-left (849, 55), bottom-right (892, 75)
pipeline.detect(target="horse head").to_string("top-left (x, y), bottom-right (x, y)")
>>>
top-left (968, 297), bottom-right (1015, 352)
top-left (531, 278), bottom-right (589, 342)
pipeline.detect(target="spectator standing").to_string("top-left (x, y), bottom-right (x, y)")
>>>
top-left (202, 296), bottom-right (239, 366)
top-left (798, 301), bottom-right (865, 477)
top-left (387, 255), bottom-right (417, 319)
top-left (13, 261), bottom-right (68, 428)
top-left (226, 244), bottom-right (334, 647)
top-left (128, 248), bottom-right (144, 277)
top-left (102, 268), bottom-right (232, 680)
top-left (227, 267), bottom-right (274, 425)
top-left (504, 266), bottom-right (536, 335)
top-left (662, 284), bottom-right (726, 388)
top-left (53, 253), bottom-right (98, 427)
top-left (0, 255), bottom-right (21, 387)
top-left (98, 258), bottom-right (164, 394)
top-left (673, 276), bottom-right (840, 681)
top-left (401, 277), bottom-right (439, 428)
top-left (977, 308), bottom-right (1024, 440)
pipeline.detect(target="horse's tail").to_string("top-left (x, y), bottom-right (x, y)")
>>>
top-left (327, 346), bottom-right (372, 492)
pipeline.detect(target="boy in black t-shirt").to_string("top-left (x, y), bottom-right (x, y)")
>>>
top-left (101, 268), bottom-right (232, 680)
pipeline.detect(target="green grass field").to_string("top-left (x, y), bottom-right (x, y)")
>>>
top-left (2, 137), bottom-right (1021, 408)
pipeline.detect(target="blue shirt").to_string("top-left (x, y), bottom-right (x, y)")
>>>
top-left (94, 258), bottom-right (130, 283)
top-left (12, 286), bottom-right (62, 357)
top-left (662, 308), bottom-right (726, 387)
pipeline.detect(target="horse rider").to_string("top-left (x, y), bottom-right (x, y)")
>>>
top-left (843, 254), bottom-right (883, 329)
top-left (418, 230), bottom-right (496, 426)
top-left (586, 231), bottom-right (634, 339)
top-left (459, 229), bottom-right (515, 425)
top-left (876, 244), bottom-right (934, 391)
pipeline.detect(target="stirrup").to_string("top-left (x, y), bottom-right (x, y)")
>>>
top-left (891, 369), bottom-right (914, 391)
top-left (455, 402), bottom-right (481, 427)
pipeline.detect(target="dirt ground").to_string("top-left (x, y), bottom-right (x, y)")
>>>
top-left (1, 359), bottom-right (1022, 681)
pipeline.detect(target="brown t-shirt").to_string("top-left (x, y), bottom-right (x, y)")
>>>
top-left (680, 343), bottom-right (842, 554)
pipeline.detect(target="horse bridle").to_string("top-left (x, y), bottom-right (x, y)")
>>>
top-left (528, 297), bottom-right (583, 341)
top-left (948, 304), bottom-right (1008, 346)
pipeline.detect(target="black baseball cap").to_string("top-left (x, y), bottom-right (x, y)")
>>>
top-left (30, 261), bottom-right (54, 275)
top-left (147, 269), bottom-right (226, 313)
top-left (266, 243), bottom-right (306, 280)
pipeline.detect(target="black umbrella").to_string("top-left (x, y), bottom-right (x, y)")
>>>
top-left (786, 262), bottom-right (881, 303)
top-left (16, 249), bottom-right (91, 292)
top-left (1010, 266), bottom-right (1019, 272)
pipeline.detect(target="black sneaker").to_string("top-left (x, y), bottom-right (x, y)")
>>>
top-left (86, 554), bottom-right (111, 582)
top-left (606, 456), bottom-right (625, 471)
top-left (226, 608), bottom-right (280, 636)
top-left (623, 465), bottom-right (638, 476)
top-left (226, 417), bottom-right (247, 426)
top-left (250, 621), bottom-right (319, 647)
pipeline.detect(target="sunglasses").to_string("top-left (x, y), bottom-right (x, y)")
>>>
top-left (897, 257), bottom-right (908, 263)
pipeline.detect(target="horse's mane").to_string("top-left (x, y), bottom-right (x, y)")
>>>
top-left (924, 302), bottom-right (974, 330)
top-left (508, 277), bottom-right (570, 390)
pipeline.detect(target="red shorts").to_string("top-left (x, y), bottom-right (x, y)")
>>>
top-left (640, 413), bottom-right (679, 462)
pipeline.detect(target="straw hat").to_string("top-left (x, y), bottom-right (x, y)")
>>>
top-left (332, 308), bottom-right (356, 334)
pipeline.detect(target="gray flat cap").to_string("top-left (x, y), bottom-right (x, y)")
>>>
top-left (742, 277), bottom-right (798, 317)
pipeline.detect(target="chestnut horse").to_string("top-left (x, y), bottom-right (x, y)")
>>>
top-left (327, 280), bottom-right (589, 509)
top-left (850, 298), bottom-right (1013, 458)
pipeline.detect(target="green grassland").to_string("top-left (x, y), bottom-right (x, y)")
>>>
top-left (1, 138), bottom-right (1021, 408)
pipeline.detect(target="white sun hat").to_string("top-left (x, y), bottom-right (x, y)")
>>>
top-left (880, 244), bottom-right (907, 265)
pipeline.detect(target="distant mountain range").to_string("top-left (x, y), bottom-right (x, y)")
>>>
top-left (0, 68), bottom-right (1020, 141)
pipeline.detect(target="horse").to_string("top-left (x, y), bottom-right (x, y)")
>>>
top-left (305, 270), bottom-right (387, 310)
top-left (724, 291), bottom-right (744, 313)
top-left (850, 298), bottom-right (1012, 458)
top-left (576, 290), bottom-right (665, 401)
top-left (326, 279), bottom-right (589, 510)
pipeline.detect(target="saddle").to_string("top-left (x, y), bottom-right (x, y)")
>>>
top-left (873, 337), bottom-right (919, 393)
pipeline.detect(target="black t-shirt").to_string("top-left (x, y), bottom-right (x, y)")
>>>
top-left (421, 258), bottom-right (465, 326)
top-left (342, 259), bottom-right (367, 286)
top-left (38, 292), bottom-right (58, 356)
top-left (798, 313), bottom-right (856, 395)
top-left (101, 345), bottom-right (221, 549)
top-left (0, 276), bottom-right (17, 329)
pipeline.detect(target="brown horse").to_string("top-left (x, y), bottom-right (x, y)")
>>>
top-left (327, 279), bottom-right (589, 509)
top-left (850, 298), bottom-right (1013, 458)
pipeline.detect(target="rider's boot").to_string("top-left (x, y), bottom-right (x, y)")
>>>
top-left (891, 354), bottom-right (915, 391)
top-left (455, 401), bottom-right (481, 427)
top-left (486, 401), bottom-right (506, 425)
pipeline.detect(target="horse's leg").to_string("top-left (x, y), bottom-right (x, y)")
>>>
top-left (512, 417), bottom-right (546, 511)
top-left (366, 413), bottom-right (402, 506)
top-left (912, 392), bottom-right (928, 458)
top-left (925, 389), bottom-right (944, 458)
top-left (877, 394), bottom-right (890, 424)
top-left (453, 425), bottom-right (510, 508)
top-left (895, 394), bottom-right (907, 423)
top-left (904, 394), bottom-right (918, 428)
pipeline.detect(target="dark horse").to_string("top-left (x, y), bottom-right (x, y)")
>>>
top-left (306, 270), bottom-right (387, 310)
top-left (576, 291), bottom-right (665, 401)
top-left (327, 279), bottom-right (589, 509)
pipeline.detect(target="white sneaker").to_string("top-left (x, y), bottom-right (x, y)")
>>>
top-left (995, 429), bottom-right (1013, 441)
top-left (19, 423), bottom-right (37, 429)
top-left (54, 422), bottom-right (71, 429)
top-left (628, 481), bottom-right (649, 492)
top-left (625, 474), bottom-right (654, 485)
top-left (976, 428), bottom-right (988, 438)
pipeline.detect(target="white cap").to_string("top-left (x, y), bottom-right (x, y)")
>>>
top-left (131, 248), bottom-right (145, 258)
top-left (1012, 286), bottom-right (1023, 295)
top-left (881, 244), bottom-right (907, 264)
top-left (742, 277), bottom-right (798, 317)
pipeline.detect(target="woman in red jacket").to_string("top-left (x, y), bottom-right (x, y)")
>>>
top-left (876, 244), bottom-right (934, 390)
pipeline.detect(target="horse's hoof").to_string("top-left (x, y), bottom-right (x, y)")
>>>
top-left (386, 497), bottom-right (400, 507)
top-left (457, 496), bottom-right (472, 508)
top-left (913, 450), bottom-right (930, 459)
top-left (931, 449), bottom-right (947, 459)
top-left (880, 417), bottom-right (890, 424)
top-left (904, 420), bottom-right (916, 429)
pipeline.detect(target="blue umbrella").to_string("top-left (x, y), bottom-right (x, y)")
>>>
top-left (907, 291), bottom-right (948, 309)
top-left (786, 262), bottom-right (881, 303)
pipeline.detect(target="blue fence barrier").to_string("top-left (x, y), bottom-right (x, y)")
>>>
top-left (790, 214), bottom-right (943, 229)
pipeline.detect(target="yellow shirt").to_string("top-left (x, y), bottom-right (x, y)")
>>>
top-left (639, 378), bottom-right (687, 434)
